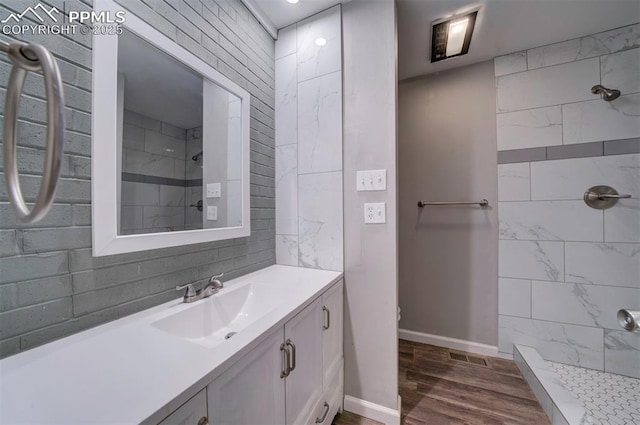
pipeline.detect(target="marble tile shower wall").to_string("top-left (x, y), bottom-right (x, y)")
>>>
top-left (0, 0), bottom-right (276, 358)
top-left (495, 24), bottom-right (640, 378)
top-left (121, 109), bottom-right (188, 234)
top-left (274, 6), bottom-right (344, 271)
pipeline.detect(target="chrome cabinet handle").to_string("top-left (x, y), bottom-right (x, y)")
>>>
top-left (315, 402), bottom-right (330, 423)
top-left (197, 416), bottom-right (209, 425)
top-left (280, 343), bottom-right (290, 378)
top-left (286, 339), bottom-right (296, 372)
top-left (1, 40), bottom-right (65, 223)
top-left (322, 306), bottom-right (330, 330)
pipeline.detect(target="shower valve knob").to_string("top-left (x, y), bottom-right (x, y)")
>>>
top-left (583, 185), bottom-right (631, 210)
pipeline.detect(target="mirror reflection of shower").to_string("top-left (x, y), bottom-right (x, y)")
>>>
top-left (192, 151), bottom-right (203, 168)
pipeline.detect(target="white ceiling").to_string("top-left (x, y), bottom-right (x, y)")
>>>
top-left (118, 30), bottom-right (203, 130)
top-left (398, 0), bottom-right (640, 80)
top-left (248, 0), bottom-right (346, 30)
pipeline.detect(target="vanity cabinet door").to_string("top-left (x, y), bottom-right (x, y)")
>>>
top-left (158, 389), bottom-right (207, 425)
top-left (321, 280), bottom-right (343, 387)
top-left (284, 298), bottom-right (323, 425)
top-left (207, 328), bottom-right (286, 425)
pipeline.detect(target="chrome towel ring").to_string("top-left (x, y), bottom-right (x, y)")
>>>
top-left (1, 38), bottom-right (65, 223)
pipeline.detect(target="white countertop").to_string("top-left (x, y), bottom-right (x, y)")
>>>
top-left (0, 265), bottom-right (342, 425)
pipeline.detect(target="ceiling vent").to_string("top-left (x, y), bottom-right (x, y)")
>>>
top-left (431, 10), bottom-right (478, 63)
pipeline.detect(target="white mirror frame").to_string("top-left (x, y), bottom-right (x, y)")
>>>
top-left (91, 0), bottom-right (250, 256)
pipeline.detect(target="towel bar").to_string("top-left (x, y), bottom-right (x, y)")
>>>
top-left (417, 199), bottom-right (489, 208)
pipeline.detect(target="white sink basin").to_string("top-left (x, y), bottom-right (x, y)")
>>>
top-left (150, 282), bottom-right (284, 348)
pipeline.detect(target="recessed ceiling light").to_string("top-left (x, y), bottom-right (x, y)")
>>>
top-left (430, 10), bottom-right (478, 63)
top-left (445, 18), bottom-right (468, 57)
top-left (315, 37), bottom-right (327, 47)
top-left (287, 0), bottom-right (299, 4)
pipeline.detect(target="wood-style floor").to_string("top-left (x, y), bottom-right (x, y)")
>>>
top-left (333, 339), bottom-right (550, 425)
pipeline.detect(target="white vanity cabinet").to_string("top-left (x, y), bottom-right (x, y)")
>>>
top-left (285, 297), bottom-right (324, 424)
top-left (321, 280), bottom-right (343, 386)
top-left (158, 389), bottom-right (208, 425)
top-left (207, 329), bottom-right (286, 424)
top-left (0, 266), bottom-right (343, 425)
top-left (202, 280), bottom-right (343, 425)
top-left (310, 279), bottom-right (344, 425)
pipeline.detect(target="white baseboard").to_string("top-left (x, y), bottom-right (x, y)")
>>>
top-left (343, 395), bottom-right (401, 425)
top-left (398, 328), bottom-right (498, 357)
top-left (498, 351), bottom-right (514, 360)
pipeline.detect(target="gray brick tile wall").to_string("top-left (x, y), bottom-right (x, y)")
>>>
top-left (0, 203), bottom-right (74, 228)
top-left (0, 298), bottom-right (72, 340)
top-left (0, 120), bottom-right (93, 155)
top-left (0, 0), bottom-right (275, 358)
top-left (0, 230), bottom-right (20, 257)
top-left (0, 252), bottom-right (69, 285)
top-left (15, 275), bottom-right (73, 308)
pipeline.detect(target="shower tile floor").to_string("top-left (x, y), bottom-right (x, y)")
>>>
top-left (548, 361), bottom-right (640, 425)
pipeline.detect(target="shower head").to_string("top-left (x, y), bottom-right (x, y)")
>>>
top-left (192, 151), bottom-right (203, 162)
top-left (591, 84), bottom-right (621, 102)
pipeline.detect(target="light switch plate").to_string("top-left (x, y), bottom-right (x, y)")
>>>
top-left (207, 206), bottom-right (218, 221)
top-left (356, 169), bottom-right (387, 191)
top-left (364, 202), bottom-right (386, 224)
top-left (206, 183), bottom-right (221, 198)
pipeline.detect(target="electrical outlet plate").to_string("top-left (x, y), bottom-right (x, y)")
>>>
top-left (364, 202), bottom-right (386, 224)
top-left (206, 183), bottom-right (221, 198)
top-left (207, 206), bottom-right (218, 221)
top-left (356, 169), bottom-right (387, 191)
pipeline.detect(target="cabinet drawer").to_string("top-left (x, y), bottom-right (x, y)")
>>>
top-left (310, 362), bottom-right (343, 425)
top-left (158, 389), bottom-right (207, 425)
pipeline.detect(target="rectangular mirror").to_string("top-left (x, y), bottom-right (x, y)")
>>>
top-left (92, 0), bottom-right (250, 256)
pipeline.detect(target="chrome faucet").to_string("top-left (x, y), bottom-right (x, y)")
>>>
top-left (176, 273), bottom-right (224, 303)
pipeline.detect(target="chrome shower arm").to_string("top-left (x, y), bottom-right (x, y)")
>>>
top-left (591, 84), bottom-right (621, 102)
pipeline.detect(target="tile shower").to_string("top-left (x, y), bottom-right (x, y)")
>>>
top-left (121, 110), bottom-right (204, 234)
top-left (495, 22), bottom-right (640, 425)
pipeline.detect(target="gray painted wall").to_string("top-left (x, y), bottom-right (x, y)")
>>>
top-left (0, 0), bottom-right (275, 358)
top-left (343, 0), bottom-right (399, 411)
top-left (398, 61), bottom-right (499, 347)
